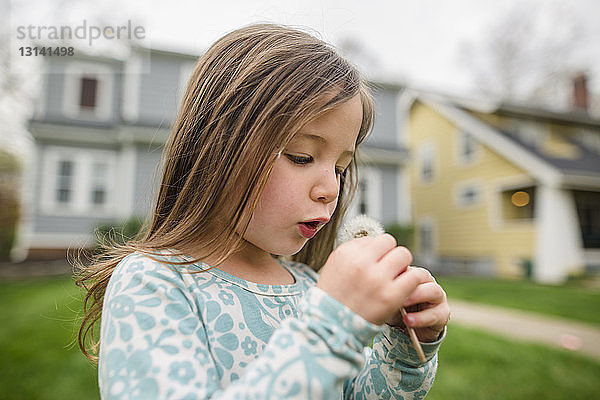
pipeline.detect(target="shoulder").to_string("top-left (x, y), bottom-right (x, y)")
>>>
top-left (107, 252), bottom-right (203, 302)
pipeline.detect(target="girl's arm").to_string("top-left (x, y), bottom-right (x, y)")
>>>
top-left (98, 255), bottom-right (381, 399)
top-left (344, 326), bottom-right (444, 399)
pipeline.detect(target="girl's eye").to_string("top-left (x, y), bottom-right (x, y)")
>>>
top-left (285, 153), bottom-right (346, 178)
top-left (285, 154), bottom-right (313, 165)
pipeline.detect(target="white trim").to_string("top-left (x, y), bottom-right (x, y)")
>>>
top-left (62, 61), bottom-right (114, 121)
top-left (350, 165), bottom-right (382, 221)
top-left (534, 185), bottom-right (584, 283)
top-left (420, 94), bottom-right (563, 187)
top-left (122, 53), bottom-right (142, 122)
top-left (39, 146), bottom-right (118, 217)
top-left (454, 179), bottom-right (485, 210)
top-left (116, 144), bottom-right (137, 218)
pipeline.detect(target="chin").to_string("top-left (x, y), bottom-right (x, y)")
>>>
top-left (270, 240), bottom-right (309, 257)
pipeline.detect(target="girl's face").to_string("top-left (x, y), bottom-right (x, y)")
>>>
top-left (243, 94), bottom-right (363, 257)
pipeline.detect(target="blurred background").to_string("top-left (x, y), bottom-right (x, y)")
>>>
top-left (1, 0), bottom-right (599, 398)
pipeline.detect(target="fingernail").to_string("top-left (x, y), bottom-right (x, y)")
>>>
top-left (405, 315), bottom-right (415, 325)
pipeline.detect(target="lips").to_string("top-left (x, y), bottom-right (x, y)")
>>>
top-left (298, 218), bottom-right (329, 239)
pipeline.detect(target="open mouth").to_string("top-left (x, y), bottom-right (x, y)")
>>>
top-left (298, 219), bottom-right (327, 239)
top-left (303, 221), bottom-right (319, 229)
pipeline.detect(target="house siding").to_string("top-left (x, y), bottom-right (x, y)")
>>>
top-left (137, 54), bottom-right (184, 126)
top-left (369, 89), bottom-right (399, 147)
top-left (410, 101), bottom-right (536, 277)
top-left (380, 165), bottom-right (399, 223)
top-left (133, 145), bottom-right (163, 216)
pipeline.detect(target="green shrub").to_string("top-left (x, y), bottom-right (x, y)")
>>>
top-left (384, 222), bottom-right (414, 249)
top-left (94, 216), bottom-right (145, 247)
top-left (0, 192), bottom-right (19, 261)
top-left (0, 150), bottom-right (21, 261)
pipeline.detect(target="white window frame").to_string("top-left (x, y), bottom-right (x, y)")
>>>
top-left (417, 141), bottom-right (436, 185)
top-left (418, 216), bottom-right (438, 266)
top-left (348, 165), bottom-right (382, 220)
top-left (40, 146), bottom-right (117, 216)
top-left (456, 130), bottom-right (480, 166)
top-left (63, 61), bottom-right (114, 121)
top-left (454, 179), bottom-right (484, 209)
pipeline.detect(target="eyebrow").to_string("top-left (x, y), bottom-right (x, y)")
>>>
top-left (295, 133), bottom-right (355, 158)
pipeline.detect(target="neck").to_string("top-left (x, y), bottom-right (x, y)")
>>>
top-left (197, 241), bottom-right (295, 285)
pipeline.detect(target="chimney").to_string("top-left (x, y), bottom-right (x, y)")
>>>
top-left (572, 72), bottom-right (589, 112)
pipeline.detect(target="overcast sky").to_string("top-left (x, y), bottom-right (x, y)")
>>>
top-left (8, 0), bottom-right (600, 96)
top-left (3, 0), bottom-right (599, 155)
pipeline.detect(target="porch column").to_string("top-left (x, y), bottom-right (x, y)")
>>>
top-left (534, 185), bottom-right (583, 284)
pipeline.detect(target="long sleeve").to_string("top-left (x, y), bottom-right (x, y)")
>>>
top-left (344, 325), bottom-right (444, 400)
top-left (98, 255), bottom-right (383, 399)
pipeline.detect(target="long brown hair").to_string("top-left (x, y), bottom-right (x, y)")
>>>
top-left (75, 23), bottom-right (374, 362)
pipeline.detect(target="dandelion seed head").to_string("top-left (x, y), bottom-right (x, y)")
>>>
top-left (337, 214), bottom-right (385, 245)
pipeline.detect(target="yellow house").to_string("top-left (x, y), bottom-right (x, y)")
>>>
top-left (402, 90), bottom-right (600, 284)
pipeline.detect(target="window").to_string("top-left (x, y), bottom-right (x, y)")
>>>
top-left (574, 190), bottom-right (600, 248)
top-left (348, 166), bottom-right (381, 220)
top-left (90, 162), bottom-right (108, 206)
top-left (422, 157), bottom-right (433, 182)
top-left (501, 187), bottom-right (535, 220)
top-left (418, 143), bottom-right (435, 184)
top-left (79, 77), bottom-right (98, 109)
top-left (457, 131), bottom-right (478, 164)
top-left (41, 147), bottom-right (116, 215)
top-left (417, 218), bottom-right (436, 266)
top-left (63, 62), bottom-right (113, 120)
top-left (456, 182), bottom-right (482, 208)
top-left (56, 160), bottom-right (74, 204)
top-left (358, 179), bottom-right (368, 214)
top-left (420, 223), bottom-right (432, 255)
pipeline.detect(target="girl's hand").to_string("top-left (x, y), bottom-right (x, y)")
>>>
top-left (384, 267), bottom-right (450, 342)
top-left (317, 234), bottom-right (434, 326)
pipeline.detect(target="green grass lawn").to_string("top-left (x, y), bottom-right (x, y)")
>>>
top-left (437, 276), bottom-right (600, 325)
top-left (1, 275), bottom-right (599, 399)
top-left (0, 276), bottom-right (98, 400)
top-left (428, 324), bottom-right (600, 400)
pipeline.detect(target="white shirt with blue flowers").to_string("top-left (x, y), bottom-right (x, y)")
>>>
top-left (98, 252), bottom-right (443, 399)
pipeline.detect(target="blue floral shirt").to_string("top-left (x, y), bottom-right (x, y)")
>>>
top-left (98, 252), bottom-right (442, 399)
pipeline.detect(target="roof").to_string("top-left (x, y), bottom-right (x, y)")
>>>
top-left (413, 90), bottom-right (600, 189)
top-left (494, 129), bottom-right (600, 179)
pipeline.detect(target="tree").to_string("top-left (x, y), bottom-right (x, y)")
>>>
top-left (459, 2), bottom-right (593, 111)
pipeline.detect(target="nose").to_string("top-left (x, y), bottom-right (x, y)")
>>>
top-left (310, 167), bottom-right (339, 204)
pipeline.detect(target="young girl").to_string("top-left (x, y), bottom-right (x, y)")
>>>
top-left (77, 23), bottom-right (450, 399)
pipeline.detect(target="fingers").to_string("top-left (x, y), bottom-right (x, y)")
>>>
top-left (404, 302), bottom-right (451, 331)
top-left (378, 245), bottom-right (413, 279)
top-left (404, 280), bottom-right (446, 308)
top-left (389, 266), bottom-right (434, 300)
top-left (345, 233), bottom-right (397, 261)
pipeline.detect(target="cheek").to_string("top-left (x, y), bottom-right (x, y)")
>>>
top-left (328, 198), bottom-right (338, 215)
top-left (253, 165), bottom-right (301, 218)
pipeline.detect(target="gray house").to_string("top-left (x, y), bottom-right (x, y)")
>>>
top-left (16, 47), bottom-right (410, 260)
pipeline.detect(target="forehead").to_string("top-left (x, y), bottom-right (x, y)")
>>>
top-left (290, 95), bottom-right (363, 149)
